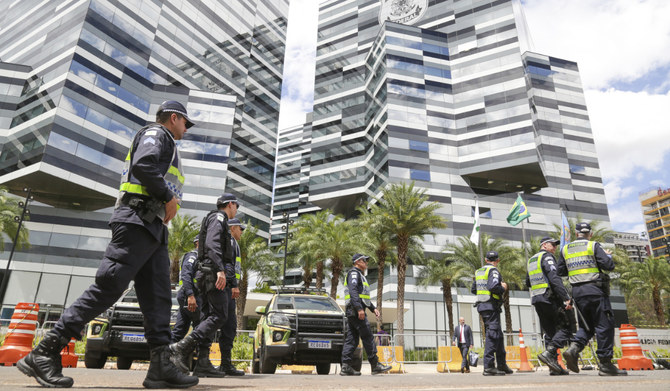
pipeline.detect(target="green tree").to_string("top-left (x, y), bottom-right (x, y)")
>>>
top-left (372, 182), bottom-right (446, 342)
top-left (292, 210), bottom-right (331, 290)
top-left (167, 214), bottom-right (200, 284)
top-left (318, 216), bottom-right (361, 299)
top-left (551, 214), bottom-right (615, 244)
top-left (495, 247), bottom-right (526, 343)
top-left (619, 256), bottom-right (670, 326)
top-left (416, 258), bottom-right (459, 337)
top-left (0, 187), bottom-right (30, 252)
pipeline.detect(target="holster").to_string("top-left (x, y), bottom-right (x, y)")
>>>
top-left (122, 194), bottom-right (163, 223)
top-left (196, 263), bottom-right (217, 293)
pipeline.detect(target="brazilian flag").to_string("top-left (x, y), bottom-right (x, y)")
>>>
top-left (507, 195), bottom-right (530, 226)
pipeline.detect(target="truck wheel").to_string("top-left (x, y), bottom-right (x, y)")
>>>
top-left (316, 363), bottom-right (330, 375)
top-left (259, 338), bottom-right (276, 374)
top-left (116, 357), bottom-right (133, 370)
top-left (84, 353), bottom-right (107, 369)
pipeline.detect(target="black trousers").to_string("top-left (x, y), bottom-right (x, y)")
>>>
top-left (218, 289), bottom-right (237, 361)
top-left (534, 301), bottom-right (571, 350)
top-left (171, 292), bottom-right (202, 343)
top-left (191, 285), bottom-right (229, 349)
top-left (572, 295), bottom-right (614, 360)
top-left (458, 343), bottom-right (470, 369)
top-left (480, 310), bottom-right (506, 369)
top-left (55, 223), bottom-right (172, 346)
top-left (342, 315), bottom-right (377, 365)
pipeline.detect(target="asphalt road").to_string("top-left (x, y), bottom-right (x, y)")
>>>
top-left (2, 365), bottom-right (670, 390)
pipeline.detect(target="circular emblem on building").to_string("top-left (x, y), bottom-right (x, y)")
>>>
top-left (379, 0), bottom-right (428, 26)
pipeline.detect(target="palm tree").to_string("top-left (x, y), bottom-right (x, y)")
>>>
top-left (292, 210), bottom-right (331, 290)
top-left (551, 215), bottom-right (614, 243)
top-left (0, 187), bottom-right (30, 252)
top-left (495, 247), bottom-right (526, 343)
top-left (416, 258), bottom-right (459, 337)
top-left (318, 216), bottom-right (361, 299)
top-left (235, 222), bottom-right (276, 328)
top-left (371, 182), bottom-right (446, 342)
top-left (618, 256), bottom-right (670, 326)
top-left (167, 214), bottom-right (200, 284)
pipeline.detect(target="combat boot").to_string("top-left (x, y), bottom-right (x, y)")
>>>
top-left (168, 334), bottom-right (198, 374)
top-left (482, 367), bottom-right (506, 376)
top-left (17, 331), bottom-right (73, 388)
top-left (598, 359), bottom-right (627, 376)
top-left (192, 348), bottom-right (225, 378)
top-left (369, 357), bottom-right (392, 374)
top-left (562, 342), bottom-right (583, 373)
top-left (538, 345), bottom-right (562, 373)
top-left (340, 363), bottom-right (361, 376)
top-left (498, 364), bottom-right (514, 374)
top-left (143, 345), bottom-right (198, 389)
top-left (219, 357), bottom-right (245, 376)
top-left (549, 367), bottom-right (569, 376)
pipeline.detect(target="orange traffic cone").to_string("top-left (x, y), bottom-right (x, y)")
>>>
top-left (556, 348), bottom-right (567, 370)
top-left (61, 339), bottom-right (78, 368)
top-left (0, 303), bottom-right (39, 366)
top-left (617, 324), bottom-right (653, 371)
top-left (517, 329), bottom-right (534, 372)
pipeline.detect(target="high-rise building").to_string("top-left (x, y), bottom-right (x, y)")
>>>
top-left (0, 0), bottom-right (288, 319)
top-left (612, 231), bottom-right (649, 263)
top-left (640, 187), bottom-right (670, 259)
top-left (271, 0), bottom-right (622, 338)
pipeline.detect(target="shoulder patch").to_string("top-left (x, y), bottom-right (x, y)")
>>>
top-left (145, 130), bottom-right (158, 136)
top-left (216, 213), bottom-right (224, 222)
top-left (143, 137), bottom-right (156, 145)
top-left (547, 260), bottom-right (554, 265)
top-left (188, 258), bottom-right (194, 264)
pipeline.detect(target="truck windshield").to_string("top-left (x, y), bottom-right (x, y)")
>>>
top-left (291, 296), bottom-right (340, 311)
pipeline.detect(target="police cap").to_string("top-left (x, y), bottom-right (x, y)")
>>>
top-left (157, 100), bottom-right (195, 129)
top-left (576, 222), bottom-right (591, 233)
top-left (228, 218), bottom-right (246, 231)
top-left (193, 237), bottom-right (199, 244)
top-left (485, 251), bottom-right (499, 262)
top-left (540, 236), bottom-right (560, 246)
top-left (217, 193), bottom-right (240, 208)
top-left (352, 253), bottom-right (370, 264)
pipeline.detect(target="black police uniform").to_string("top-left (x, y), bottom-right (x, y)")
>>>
top-left (217, 236), bottom-right (241, 374)
top-left (526, 250), bottom-right (572, 350)
top-left (342, 266), bottom-right (378, 368)
top-left (556, 238), bottom-right (616, 362)
top-left (471, 262), bottom-right (508, 373)
top-left (172, 250), bottom-right (202, 343)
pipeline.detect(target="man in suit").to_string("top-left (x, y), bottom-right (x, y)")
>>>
top-left (452, 317), bottom-right (474, 373)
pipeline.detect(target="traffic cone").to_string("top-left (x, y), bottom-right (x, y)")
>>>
top-left (61, 338), bottom-right (78, 368)
top-left (556, 348), bottom-right (567, 370)
top-left (0, 303), bottom-right (39, 366)
top-left (517, 329), bottom-right (534, 372)
top-left (617, 324), bottom-right (653, 371)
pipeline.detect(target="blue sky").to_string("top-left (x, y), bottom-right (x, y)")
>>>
top-left (277, 0), bottom-right (670, 236)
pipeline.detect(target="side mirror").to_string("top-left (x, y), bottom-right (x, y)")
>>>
top-left (255, 306), bottom-right (266, 315)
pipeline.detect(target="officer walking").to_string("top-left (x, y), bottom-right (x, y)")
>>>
top-left (170, 193), bottom-right (239, 378)
top-left (17, 101), bottom-right (198, 388)
top-left (217, 218), bottom-right (245, 376)
top-left (452, 317), bottom-right (474, 373)
top-left (471, 251), bottom-right (512, 376)
top-left (171, 238), bottom-right (202, 343)
top-left (557, 222), bottom-right (627, 376)
top-left (341, 254), bottom-right (392, 376)
top-left (526, 237), bottom-right (573, 376)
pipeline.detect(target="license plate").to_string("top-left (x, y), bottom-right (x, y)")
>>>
top-left (121, 333), bottom-right (146, 343)
top-left (308, 340), bottom-right (331, 349)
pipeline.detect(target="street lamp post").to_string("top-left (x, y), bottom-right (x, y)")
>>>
top-left (280, 212), bottom-right (294, 287)
top-left (0, 188), bottom-right (32, 307)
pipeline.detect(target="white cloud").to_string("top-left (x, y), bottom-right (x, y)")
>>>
top-left (523, 0), bottom-right (670, 89)
top-left (607, 198), bottom-right (646, 228)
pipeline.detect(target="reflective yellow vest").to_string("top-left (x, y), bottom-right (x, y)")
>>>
top-left (344, 268), bottom-right (371, 307)
top-left (561, 240), bottom-right (599, 285)
top-left (475, 264), bottom-right (500, 302)
top-left (527, 251), bottom-right (549, 297)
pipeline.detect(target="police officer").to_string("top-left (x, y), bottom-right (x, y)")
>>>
top-left (471, 251), bottom-right (512, 376)
top-left (171, 238), bottom-right (201, 343)
top-left (217, 218), bottom-right (245, 376)
top-left (341, 254), bottom-right (392, 376)
top-left (557, 222), bottom-right (627, 376)
top-left (18, 101), bottom-right (198, 388)
top-left (170, 193), bottom-right (238, 378)
top-left (526, 237), bottom-right (573, 376)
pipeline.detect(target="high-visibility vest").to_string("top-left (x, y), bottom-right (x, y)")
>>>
top-left (115, 124), bottom-right (184, 218)
top-left (561, 239), bottom-right (600, 285)
top-left (178, 251), bottom-right (198, 287)
top-left (233, 238), bottom-right (241, 282)
top-left (475, 264), bottom-right (500, 302)
top-left (527, 251), bottom-right (549, 297)
top-left (344, 268), bottom-right (371, 307)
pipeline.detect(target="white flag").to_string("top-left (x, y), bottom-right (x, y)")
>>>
top-left (470, 200), bottom-right (480, 244)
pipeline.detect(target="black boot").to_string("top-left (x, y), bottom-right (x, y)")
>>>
top-left (143, 345), bottom-right (199, 389)
top-left (219, 357), bottom-right (245, 376)
top-left (483, 367), bottom-right (506, 376)
top-left (538, 345), bottom-right (562, 373)
top-left (192, 348), bottom-right (225, 378)
top-left (17, 331), bottom-right (73, 388)
top-left (340, 363), bottom-right (361, 376)
top-left (562, 342), bottom-right (583, 373)
top-left (168, 334), bottom-right (198, 374)
top-left (498, 364), bottom-right (514, 374)
top-left (549, 367), bottom-right (570, 376)
top-left (598, 359), bottom-right (627, 376)
top-left (370, 358), bottom-right (392, 375)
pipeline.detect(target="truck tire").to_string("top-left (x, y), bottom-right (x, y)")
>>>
top-left (259, 338), bottom-right (276, 374)
top-left (316, 363), bottom-right (330, 375)
top-left (84, 353), bottom-right (107, 369)
top-left (116, 357), bottom-right (133, 370)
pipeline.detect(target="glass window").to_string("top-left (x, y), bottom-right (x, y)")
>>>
top-left (65, 276), bottom-right (95, 307)
top-left (410, 169), bottom-right (430, 181)
top-left (60, 96), bottom-right (87, 118)
top-left (292, 296), bottom-right (340, 311)
top-left (2, 271), bottom-right (40, 305)
top-left (69, 61), bottom-right (96, 84)
top-left (35, 273), bottom-right (69, 306)
top-left (85, 108), bottom-right (111, 129)
top-left (409, 140), bottom-right (429, 152)
top-left (569, 164), bottom-right (586, 175)
top-left (47, 132), bottom-right (77, 154)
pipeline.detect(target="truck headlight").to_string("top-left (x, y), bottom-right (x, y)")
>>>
top-left (268, 312), bottom-right (290, 328)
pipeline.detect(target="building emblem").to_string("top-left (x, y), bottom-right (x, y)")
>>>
top-left (379, 0), bottom-right (428, 26)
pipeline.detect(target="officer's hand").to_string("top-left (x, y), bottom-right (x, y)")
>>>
top-left (452, 340), bottom-right (456, 346)
top-left (564, 300), bottom-right (573, 310)
top-left (358, 309), bottom-right (365, 320)
top-left (215, 271), bottom-right (226, 290)
top-left (232, 287), bottom-right (240, 299)
top-left (163, 196), bottom-right (179, 224)
top-left (470, 345), bottom-right (474, 349)
top-left (187, 295), bottom-right (197, 312)
top-left (604, 249), bottom-right (612, 255)
top-left (374, 308), bottom-right (380, 318)
top-left (501, 282), bottom-right (508, 290)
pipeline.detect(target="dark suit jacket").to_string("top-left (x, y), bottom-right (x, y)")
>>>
top-left (453, 324), bottom-right (473, 346)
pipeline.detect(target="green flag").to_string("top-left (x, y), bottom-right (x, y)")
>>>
top-left (507, 195), bottom-right (530, 226)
